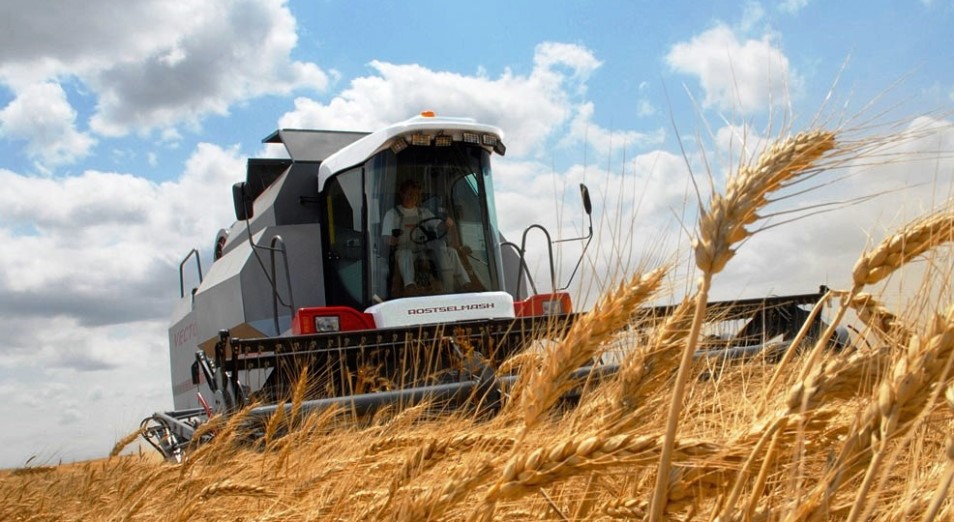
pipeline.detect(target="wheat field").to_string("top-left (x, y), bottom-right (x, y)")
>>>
top-left (2, 126), bottom-right (953, 521)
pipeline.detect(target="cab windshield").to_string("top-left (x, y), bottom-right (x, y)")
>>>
top-left (367, 143), bottom-right (502, 303)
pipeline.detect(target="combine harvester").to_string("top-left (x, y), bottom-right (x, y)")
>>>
top-left (142, 112), bottom-right (837, 460)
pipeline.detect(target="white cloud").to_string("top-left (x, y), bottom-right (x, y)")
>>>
top-left (0, 82), bottom-right (95, 167)
top-left (88, 0), bottom-right (327, 136)
top-left (0, 0), bottom-right (329, 151)
top-left (0, 133), bottom-right (244, 467)
top-left (0, 143), bottom-right (242, 327)
top-left (0, 319), bottom-right (170, 467)
top-left (666, 24), bottom-right (802, 115)
top-left (560, 102), bottom-right (666, 159)
top-left (279, 43), bottom-right (604, 158)
top-left (740, 1), bottom-right (766, 32)
top-left (779, 0), bottom-right (810, 14)
top-left (0, 142), bottom-right (243, 467)
top-left (637, 99), bottom-right (656, 118)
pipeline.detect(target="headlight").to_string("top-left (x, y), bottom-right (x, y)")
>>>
top-left (542, 300), bottom-right (563, 315)
top-left (314, 316), bottom-right (341, 332)
top-left (390, 137), bottom-right (408, 154)
top-left (410, 134), bottom-right (432, 146)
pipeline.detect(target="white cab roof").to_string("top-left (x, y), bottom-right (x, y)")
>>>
top-left (315, 114), bottom-right (504, 191)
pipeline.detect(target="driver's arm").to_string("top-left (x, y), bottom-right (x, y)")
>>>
top-left (382, 210), bottom-right (400, 247)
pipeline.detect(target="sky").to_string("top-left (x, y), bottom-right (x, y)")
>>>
top-left (1, 0), bottom-right (953, 467)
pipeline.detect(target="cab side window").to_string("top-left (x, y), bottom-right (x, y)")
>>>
top-left (323, 168), bottom-right (365, 307)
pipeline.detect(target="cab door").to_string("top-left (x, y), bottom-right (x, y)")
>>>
top-left (321, 167), bottom-right (366, 309)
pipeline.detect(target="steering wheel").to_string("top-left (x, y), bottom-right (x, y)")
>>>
top-left (410, 217), bottom-right (449, 244)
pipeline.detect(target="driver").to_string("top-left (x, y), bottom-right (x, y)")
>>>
top-left (381, 179), bottom-right (472, 295)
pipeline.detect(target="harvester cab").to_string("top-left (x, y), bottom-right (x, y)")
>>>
top-left (149, 113), bottom-right (594, 459)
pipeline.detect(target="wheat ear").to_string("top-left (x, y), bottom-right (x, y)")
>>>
top-left (850, 292), bottom-right (912, 344)
top-left (615, 299), bottom-right (694, 417)
top-left (845, 310), bottom-right (954, 522)
top-left (385, 433), bottom-right (514, 508)
top-left (793, 307), bottom-right (954, 521)
top-left (262, 400), bottom-right (286, 449)
top-left (651, 129), bottom-right (836, 521)
top-left (289, 364), bottom-right (310, 425)
top-left (393, 460), bottom-right (496, 522)
top-left (718, 341), bottom-right (892, 520)
top-left (485, 433), bottom-right (723, 502)
top-left (694, 130), bottom-right (837, 275)
top-left (198, 480), bottom-right (276, 499)
top-left (518, 267), bottom-right (666, 431)
top-left (603, 498), bottom-right (647, 519)
top-left (851, 209), bottom-right (954, 292)
top-left (109, 427), bottom-right (146, 458)
top-left (798, 207), bottom-right (954, 381)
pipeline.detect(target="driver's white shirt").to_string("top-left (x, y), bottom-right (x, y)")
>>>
top-left (381, 204), bottom-right (435, 251)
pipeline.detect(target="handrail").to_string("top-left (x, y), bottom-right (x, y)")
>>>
top-left (500, 241), bottom-right (537, 300)
top-left (517, 225), bottom-right (557, 298)
top-left (178, 248), bottom-right (203, 298)
top-left (508, 183), bottom-right (594, 298)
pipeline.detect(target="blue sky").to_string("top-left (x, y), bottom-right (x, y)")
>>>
top-left (0, 0), bottom-right (952, 467)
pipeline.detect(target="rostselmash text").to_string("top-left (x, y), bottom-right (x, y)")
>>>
top-left (407, 303), bottom-right (495, 315)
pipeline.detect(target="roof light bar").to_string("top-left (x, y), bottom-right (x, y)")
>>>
top-left (434, 135), bottom-right (452, 147)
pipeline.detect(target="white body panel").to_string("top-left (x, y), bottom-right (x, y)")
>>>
top-left (365, 291), bottom-right (515, 328)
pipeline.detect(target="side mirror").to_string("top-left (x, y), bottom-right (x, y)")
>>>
top-left (580, 184), bottom-right (592, 216)
top-left (232, 182), bottom-right (253, 221)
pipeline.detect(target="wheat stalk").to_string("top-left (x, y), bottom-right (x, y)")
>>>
top-left (922, 384), bottom-right (954, 521)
